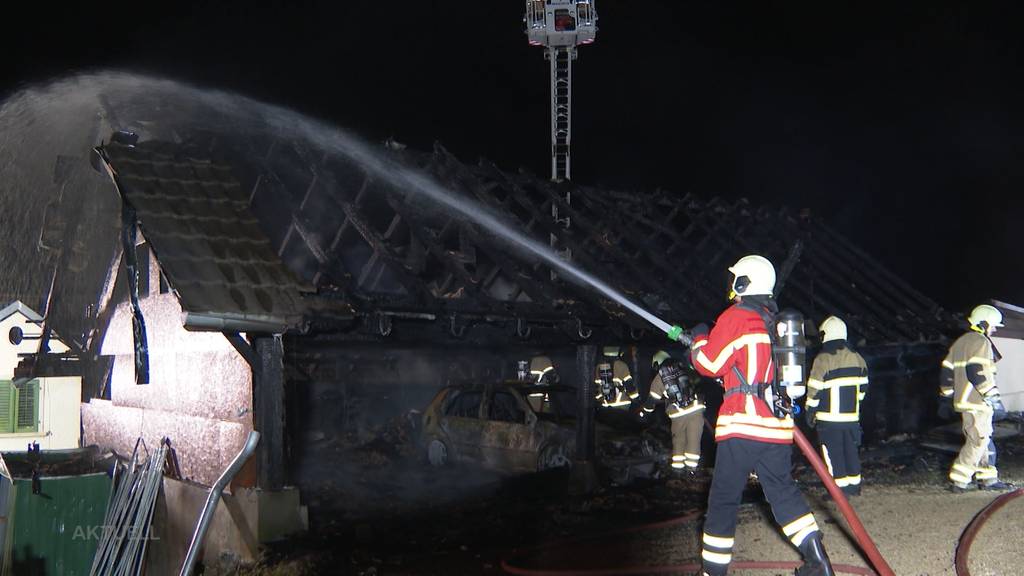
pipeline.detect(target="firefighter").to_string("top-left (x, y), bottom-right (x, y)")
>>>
top-left (805, 316), bottom-right (868, 497)
top-left (593, 346), bottom-right (636, 409)
top-left (526, 355), bottom-right (558, 412)
top-left (641, 351), bottom-right (705, 473)
top-left (941, 304), bottom-right (1012, 492)
top-left (691, 254), bottom-right (833, 576)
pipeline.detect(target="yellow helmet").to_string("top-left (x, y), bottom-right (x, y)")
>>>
top-left (728, 255), bottom-right (776, 299)
top-left (602, 346), bottom-right (620, 358)
top-left (652, 350), bottom-right (671, 367)
top-left (968, 304), bottom-right (1004, 332)
top-left (819, 316), bottom-right (847, 343)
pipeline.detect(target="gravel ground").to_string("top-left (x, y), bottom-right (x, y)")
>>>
top-left (231, 433), bottom-right (1024, 575)
top-left (694, 484), bottom-right (1024, 576)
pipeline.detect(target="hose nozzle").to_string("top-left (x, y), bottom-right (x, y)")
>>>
top-left (667, 325), bottom-right (693, 346)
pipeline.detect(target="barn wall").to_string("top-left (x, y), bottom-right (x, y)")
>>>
top-left (82, 284), bottom-right (253, 486)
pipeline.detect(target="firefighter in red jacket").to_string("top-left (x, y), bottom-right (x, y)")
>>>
top-left (691, 254), bottom-right (833, 576)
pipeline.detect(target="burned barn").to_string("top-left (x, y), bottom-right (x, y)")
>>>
top-left (73, 124), bottom-right (961, 531)
top-left (0, 74), bottom-right (981, 573)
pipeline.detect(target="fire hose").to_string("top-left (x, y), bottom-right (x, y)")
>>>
top-left (954, 487), bottom-right (1024, 576)
top-left (502, 424), bottom-right (894, 576)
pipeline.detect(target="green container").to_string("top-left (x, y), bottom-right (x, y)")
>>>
top-left (4, 472), bottom-right (111, 576)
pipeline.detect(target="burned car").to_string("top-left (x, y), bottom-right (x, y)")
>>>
top-left (419, 382), bottom-right (667, 481)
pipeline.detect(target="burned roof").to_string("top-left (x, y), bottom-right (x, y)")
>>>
top-left (99, 139), bottom-right (313, 332)
top-left (96, 132), bottom-right (958, 348)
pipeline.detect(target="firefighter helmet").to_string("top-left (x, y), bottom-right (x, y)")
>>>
top-left (728, 255), bottom-right (776, 298)
top-left (968, 304), bottom-right (1004, 332)
top-left (819, 316), bottom-right (847, 343)
top-left (602, 346), bottom-right (620, 358)
top-left (652, 350), bottom-right (671, 367)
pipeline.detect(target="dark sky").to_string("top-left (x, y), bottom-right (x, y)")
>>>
top-left (4, 1), bottom-right (1023, 312)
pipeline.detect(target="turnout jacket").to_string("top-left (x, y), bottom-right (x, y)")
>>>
top-left (529, 356), bottom-right (557, 385)
top-left (691, 297), bottom-right (794, 444)
top-left (941, 330), bottom-right (999, 412)
top-left (805, 340), bottom-right (868, 423)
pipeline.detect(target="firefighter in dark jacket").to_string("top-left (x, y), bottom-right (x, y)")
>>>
top-left (941, 304), bottom-right (1012, 492)
top-left (805, 316), bottom-right (868, 497)
top-left (691, 254), bottom-right (833, 576)
top-left (642, 351), bottom-right (705, 472)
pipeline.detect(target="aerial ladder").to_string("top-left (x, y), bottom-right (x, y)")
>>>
top-left (525, 0), bottom-right (598, 272)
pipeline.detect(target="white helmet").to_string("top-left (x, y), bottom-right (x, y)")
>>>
top-left (602, 346), bottom-right (620, 358)
top-left (652, 350), bottom-right (671, 367)
top-left (728, 255), bottom-right (776, 298)
top-left (968, 304), bottom-right (1004, 332)
top-left (819, 316), bottom-right (848, 343)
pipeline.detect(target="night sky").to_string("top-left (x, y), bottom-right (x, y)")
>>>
top-left (4, 1), bottom-right (1022, 312)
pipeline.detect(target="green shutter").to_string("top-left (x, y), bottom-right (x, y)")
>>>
top-left (0, 381), bottom-right (13, 433)
top-left (15, 380), bottom-right (39, 433)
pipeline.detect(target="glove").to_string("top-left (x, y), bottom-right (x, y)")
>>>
top-left (986, 393), bottom-right (1005, 410)
top-left (987, 394), bottom-right (1007, 420)
top-left (689, 323), bottom-right (710, 341)
top-left (805, 408), bottom-right (817, 428)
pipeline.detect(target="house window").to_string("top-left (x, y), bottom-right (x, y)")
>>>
top-left (0, 380), bottom-right (39, 434)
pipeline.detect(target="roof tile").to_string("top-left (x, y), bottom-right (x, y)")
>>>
top-left (103, 141), bottom-right (308, 331)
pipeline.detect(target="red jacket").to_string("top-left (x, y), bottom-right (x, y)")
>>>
top-left (690, 301), bottom-right (794, 444)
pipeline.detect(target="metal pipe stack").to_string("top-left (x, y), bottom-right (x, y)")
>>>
top-left (90, 438), bottom-right (169, 576)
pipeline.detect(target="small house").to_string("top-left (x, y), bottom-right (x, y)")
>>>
top-left (0, 301), bottom-right (81, 451)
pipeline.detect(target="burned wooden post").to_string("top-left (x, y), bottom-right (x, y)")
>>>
top-left (634, 345), bottom-right (654, 400)
top-left (571, 343), bottom-right (598, 493)
top-left (254, 335), bottom-right (286, 490)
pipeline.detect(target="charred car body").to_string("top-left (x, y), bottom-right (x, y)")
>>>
top-left (419, 382), bottom-right (667, 482)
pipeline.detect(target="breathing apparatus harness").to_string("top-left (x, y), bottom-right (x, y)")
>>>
top-left (658, 359), bottom-right (698, 408)
top-left (726, 301), bottom-right (807, 419)
top-left (596, 362), bottom-right (616, 404)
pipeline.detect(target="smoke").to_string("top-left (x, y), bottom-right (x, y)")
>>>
top-left (0, 71), bottom-right (662, 514)
top-left (0, 71), bottom-right (673, 339)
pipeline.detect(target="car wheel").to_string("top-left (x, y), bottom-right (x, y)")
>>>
top-left (427, 438), bottom-right (450, 467)
top-left (538, 444), bottom-right (572, 471)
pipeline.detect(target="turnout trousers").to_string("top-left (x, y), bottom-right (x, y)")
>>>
top-left (816, 423), bottom-right (862, 494)
top-left (670, 410), bottom-right (705, 469)
top-left (950, 409), bottom-right (998, 485)
top-left (701, 438), bottom-right (820, 575)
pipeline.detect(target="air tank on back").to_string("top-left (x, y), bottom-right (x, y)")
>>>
top-left (774, 309), bottom-right (807, 391)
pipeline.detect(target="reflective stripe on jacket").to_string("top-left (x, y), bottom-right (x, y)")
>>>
top-left (691, 300), bottom-right (793, 444)
top-left (805, 341), bottom-right (868, 423)
top-left (529, 356), bottom-right (556, 385)
top-left (941, 331), bottom-right (998, 412)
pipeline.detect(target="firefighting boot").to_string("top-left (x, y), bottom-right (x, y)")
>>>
top-left (701, 559), bottom-right (728, 576)
top-left (950, 481), bottom-right (973, 494)
top-left (795, 532), bottom-right (834, 576)
top-left (979, 479), bottom-right (1014, 491)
